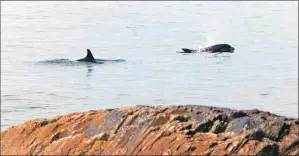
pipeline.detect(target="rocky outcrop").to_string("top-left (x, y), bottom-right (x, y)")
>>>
top-left (1, 105), bottom-right (298, 155)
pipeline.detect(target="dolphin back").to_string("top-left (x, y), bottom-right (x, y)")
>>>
top-left (200, 44), bottom-right (235, 53)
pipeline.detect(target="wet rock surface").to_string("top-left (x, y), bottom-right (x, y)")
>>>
top-left (1, 105), bottom-right (298, 155)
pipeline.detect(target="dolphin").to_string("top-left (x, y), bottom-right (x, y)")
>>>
top-left (77, 49), bottom-right (125, 63)
top-left (77, 49), bottom-right (99, 63)
top-left (178, 44), bottom-right (235, 53)
top-left (200, 44), bottom-right (235, 53)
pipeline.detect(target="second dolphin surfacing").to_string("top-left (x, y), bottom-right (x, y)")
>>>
top-left (178, 44), bottom-right (235, 53)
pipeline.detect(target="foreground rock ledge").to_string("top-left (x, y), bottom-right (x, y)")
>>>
top-left (1, 105), bottom-right (298, 155)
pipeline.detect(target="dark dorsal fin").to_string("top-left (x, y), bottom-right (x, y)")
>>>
top-left (86, 49), bottom-right (94, 60)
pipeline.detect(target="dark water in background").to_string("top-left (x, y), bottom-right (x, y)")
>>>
top-left (1, 1), bottom-right (298, 130)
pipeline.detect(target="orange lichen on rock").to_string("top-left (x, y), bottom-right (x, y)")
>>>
top-left (1, 105), bottom-right (298, 155)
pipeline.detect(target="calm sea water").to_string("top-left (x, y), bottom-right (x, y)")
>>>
top-left (1, 1), bottom-right (298, 130)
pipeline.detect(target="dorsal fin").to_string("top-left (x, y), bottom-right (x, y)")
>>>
top-left (86, 49), bottom-right (94, 60)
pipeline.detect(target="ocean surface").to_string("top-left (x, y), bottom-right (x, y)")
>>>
top-left (1, 1), bottom-right (298, 130)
